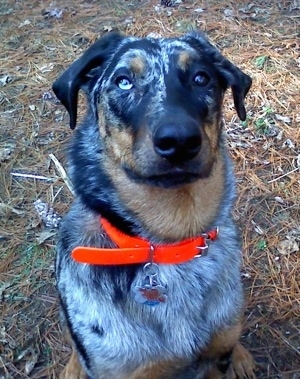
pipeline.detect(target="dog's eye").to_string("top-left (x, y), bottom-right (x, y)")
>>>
top-left (193, 72), bottom-right (210, 86)
top-left (116, 76), bottom-right (133, 90)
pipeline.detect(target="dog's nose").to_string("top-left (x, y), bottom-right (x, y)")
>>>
top-left (153, 123), bottom-right (201, 163)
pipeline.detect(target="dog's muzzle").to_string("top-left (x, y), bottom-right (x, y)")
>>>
top-left (153, 121), bottom-right (202, 164)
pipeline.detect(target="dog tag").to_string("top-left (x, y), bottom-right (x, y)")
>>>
top-left (133, 263), bottom-right (167, 306)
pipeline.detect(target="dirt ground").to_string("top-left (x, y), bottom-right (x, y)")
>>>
top-left (0, 1), bottom-right (299, 378)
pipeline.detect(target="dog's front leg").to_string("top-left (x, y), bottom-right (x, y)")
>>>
top-left (203, 321), bottom-right (256, 379)
top-left (59, 324), bottom-right (87, 379)
top-left (59, 348), bottom-right (87, 379)
top-left (225, 342), bottom-right (256, 379)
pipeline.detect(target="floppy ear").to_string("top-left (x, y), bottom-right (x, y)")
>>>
top-left (184, 32), bottom-right (252, 121)
top-left (218, 59), bottom-right (252, 121)
top-left (52, 32), bottom-right (125, 129)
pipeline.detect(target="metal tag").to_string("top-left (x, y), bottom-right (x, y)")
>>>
top-left (133, 263), bottom-right (167, 306)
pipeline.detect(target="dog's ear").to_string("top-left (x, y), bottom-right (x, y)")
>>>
top-left (184, 32), bottom-right (252, 121)
top-left (217, 59), bottom-right (252, 121)
top-left (52, 32), bottom-right (125, 129)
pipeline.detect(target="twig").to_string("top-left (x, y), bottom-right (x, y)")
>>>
top-left (49, 153), bottom-right (75, 196)
top-left (11, 172), bottom-right (55, 181)
top-left (268, 167), bottom-right (299, 183)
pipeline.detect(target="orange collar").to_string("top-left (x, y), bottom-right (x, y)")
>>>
top-left (72, 218), bottom-right (218, 265)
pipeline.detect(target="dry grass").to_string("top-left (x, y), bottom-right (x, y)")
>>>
top-left (0, 1), bottom-right (299, 378)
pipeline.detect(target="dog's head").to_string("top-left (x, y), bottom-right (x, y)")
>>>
top-left (53, 31), bottom-right (251, 189)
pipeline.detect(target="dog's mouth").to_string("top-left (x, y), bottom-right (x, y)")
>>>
top-left (124, 166), bottom-right (202, 188)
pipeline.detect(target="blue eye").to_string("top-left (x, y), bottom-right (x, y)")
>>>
top-left (116, 76), bottom-right (133, 90)
top-left (193, 72), bottom-right (210, 86)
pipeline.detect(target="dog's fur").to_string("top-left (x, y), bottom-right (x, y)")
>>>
top-left (53, 31), bottom-right (255, 379)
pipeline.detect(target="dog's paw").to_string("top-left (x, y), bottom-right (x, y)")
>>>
top-left (59, 350), bottom-right (87, 379)
top-left (225, 342), bottom-right (256, 379)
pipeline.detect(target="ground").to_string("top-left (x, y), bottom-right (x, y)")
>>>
top-left (0, 1), bottom-right (299, 378)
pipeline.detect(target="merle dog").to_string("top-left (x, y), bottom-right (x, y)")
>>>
top-left (53, 31), bottom-right (255, 379)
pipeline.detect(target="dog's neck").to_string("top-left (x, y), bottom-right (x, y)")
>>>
top-left (105, 155), bottom-right (225, 243)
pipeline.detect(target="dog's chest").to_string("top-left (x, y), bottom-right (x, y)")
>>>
top-left (60, 262), bottom-right (218, 370)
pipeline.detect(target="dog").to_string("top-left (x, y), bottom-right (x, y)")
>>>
top-left (53, 31), bottom-right (255, 379)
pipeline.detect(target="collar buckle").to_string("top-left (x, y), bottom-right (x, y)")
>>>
top-left (195, 227), bottom-right (219, 258)
top-left (195, 244), bottom-right (209, 257)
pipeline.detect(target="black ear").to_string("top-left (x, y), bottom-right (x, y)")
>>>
top-left (52, 32), bottom-right (125, 129)
top-left (218, 59), bottom-right (252, 121)
top-left (184, 32), bottom-right (252, 121)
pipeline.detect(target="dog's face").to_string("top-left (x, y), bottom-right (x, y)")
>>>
top-left (53, 32), bottom-right (251, 189)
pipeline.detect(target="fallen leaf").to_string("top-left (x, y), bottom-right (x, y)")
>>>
top-left (194, 8), bottom-right (204, 13)
top-left (281, 139), bottom-right (295, 149)
top-left (18, 19), bottom-right (31, 28)
top-left (224, 8), bottom-right (234, 17)
top-left (0, 145), bottom-right (15, 161)
top-left (277, 240), bottom-right (299, 255)
top-left (251, 220), bottom-right (265, 235)
top-left (36, 230), bottom-right (56, 245)
top-left (274, 196), bottom-right (285, 204)
top-left (0, 75), bottom-right (13, 86)
top-left (103, 25), bottom-right (113, 32)
top-left (25, 348), bottom-right (38, 374)
top-left (36, 62), bottom-right (54, 73)
top-left (275, 114), bottom-right (291, 123)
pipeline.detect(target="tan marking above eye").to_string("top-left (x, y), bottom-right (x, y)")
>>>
top-left (130, 56), bottom-right (146, 76)
top-left (177, 52), bottom-right (192, 71)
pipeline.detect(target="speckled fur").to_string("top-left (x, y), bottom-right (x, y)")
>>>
top-left (53, 31), bottom-right (254, 378)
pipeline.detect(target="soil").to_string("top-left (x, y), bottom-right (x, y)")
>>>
top-left (0, 1), bottom-right (299, 378)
